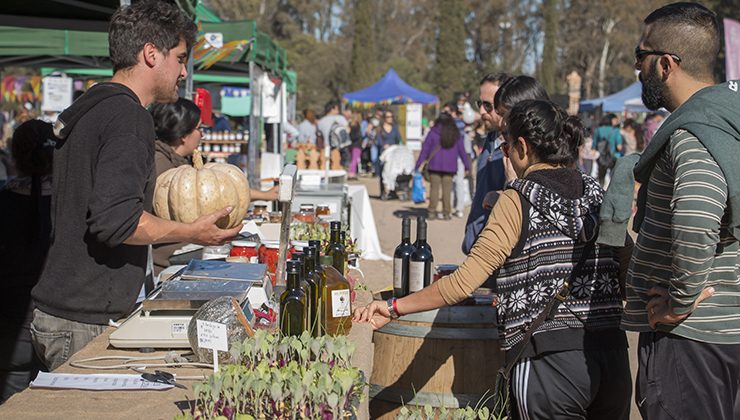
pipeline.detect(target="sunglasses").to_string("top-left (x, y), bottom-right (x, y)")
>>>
top-left (634, 47), bottom-right (682, 64)
top-left (476, 99), bottom-right (494, 113)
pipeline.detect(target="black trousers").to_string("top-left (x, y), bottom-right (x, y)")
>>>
top-left (637, 332), bottom-right (740, 420)
top-left (511, 348), bottom-right (631, 420)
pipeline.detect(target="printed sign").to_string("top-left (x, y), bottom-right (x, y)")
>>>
top-left (405, 103), bottom-right (423, 140)
top-left (205, 32), bottom-right (224, 49)
top-left (42, 77), bottom-right (73, 112)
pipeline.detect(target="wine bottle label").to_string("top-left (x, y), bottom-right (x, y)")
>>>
top-left (393, 257), bottom-right (403, 288)
top-left (331, 289), bottom-right (351, 317)
top-left (409, 261), bottom-right (425, 292)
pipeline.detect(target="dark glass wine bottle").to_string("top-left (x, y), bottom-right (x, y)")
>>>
top-left (308, 239), bottom-right (322, 256)
top-left (291, 252), bottom-right (309, 293)
top-left (409, 217), bottom-right (433, 293)
top-left (413, 216), bottom-right (433, 255)
top-left (326, 221), bottom-right (347, 276)
top-left (393, 217), bottom-right (415, 298)
top-left (280, 260), bottom-right (307, 336)
top-left (303, 246), bottom-right (321, 336)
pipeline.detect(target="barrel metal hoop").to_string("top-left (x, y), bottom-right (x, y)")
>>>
top-left (377, 323), bottom-right (498, 340)
top-left (369, 383), bottom-right (492, 408)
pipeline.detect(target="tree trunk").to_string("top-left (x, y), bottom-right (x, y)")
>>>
top-left (597, 18), bottom-right (615, 98)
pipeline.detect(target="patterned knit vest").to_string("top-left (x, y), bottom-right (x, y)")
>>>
top-left (496, 172), bottom-right (623, 352)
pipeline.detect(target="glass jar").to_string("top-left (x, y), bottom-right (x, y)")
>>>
top-left (253, 205), bottom-right (268, 218)
top-left (295, 204), bottom-right (315, 223)
top-left (269, 211), bottom-right (282, 224)
top-left (230, 240), bottom-right (260, 263)
top-left (316, 205), bottom-right (331, 216)
top-left (259, 241), bottom-right (292, 285)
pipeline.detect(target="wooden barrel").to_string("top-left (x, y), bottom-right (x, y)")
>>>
top-left (369, 306), bottom-right (503, 419)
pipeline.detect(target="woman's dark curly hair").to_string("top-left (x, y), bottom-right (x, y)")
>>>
top-left (505, 99), bottom-right (584, 166)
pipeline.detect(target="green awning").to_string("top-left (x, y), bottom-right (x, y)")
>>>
top-left (0, 25), bottom-right (108, 57)
top-left (40, 67), bottom-right (250, 85)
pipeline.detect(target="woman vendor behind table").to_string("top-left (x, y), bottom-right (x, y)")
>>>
top-left (0, 120), bottom-right (55, 402)
top-left (149, 99), bottom-right (279, 275)
top-left (354, 100), bottom-right (632, 420)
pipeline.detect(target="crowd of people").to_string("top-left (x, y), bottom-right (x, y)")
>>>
top-left (355, 3), bottom-right (740, 420)
top-left (0, 2), bottom-right (738, 420)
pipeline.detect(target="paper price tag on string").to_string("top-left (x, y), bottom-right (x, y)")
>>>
top-left (196, 320), bottom-right (228, 372)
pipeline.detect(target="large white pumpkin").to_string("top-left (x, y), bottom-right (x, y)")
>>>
top-left (154, 150), bottom-right (250, 229)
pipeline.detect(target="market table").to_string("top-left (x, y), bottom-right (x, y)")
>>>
top-left (0, 292), bottom-right (375, 420)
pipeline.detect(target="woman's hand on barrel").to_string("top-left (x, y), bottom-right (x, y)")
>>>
top-left (352, 301), bottom-right (392, 330)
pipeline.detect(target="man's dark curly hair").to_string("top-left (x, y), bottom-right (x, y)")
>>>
top-left (109, 0), bottom-right (197, 72)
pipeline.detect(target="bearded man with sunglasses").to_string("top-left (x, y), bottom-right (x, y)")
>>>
top-left (622, 3), bottom-right (740, 419)
top-left (462, 72), bottom-right (511, 254)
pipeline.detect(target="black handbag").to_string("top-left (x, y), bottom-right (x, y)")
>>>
top-left (491, 240), bottom-right (595, 417)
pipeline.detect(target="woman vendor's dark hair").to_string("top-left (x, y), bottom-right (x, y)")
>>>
top-left (436, 112), bottom-right (460, 149)
top-left (150, 98), bottom-right (201, 145)
top-left (494, 75), bottom-right (550, 114)
top-left (505, 99), bottom-right (584, 166)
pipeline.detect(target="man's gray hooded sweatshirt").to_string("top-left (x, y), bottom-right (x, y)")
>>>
top-left (33, 83), bottom-right (156, 325)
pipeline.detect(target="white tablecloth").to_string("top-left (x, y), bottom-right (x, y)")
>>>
top-left (347, 185), bottom-right (391, 261)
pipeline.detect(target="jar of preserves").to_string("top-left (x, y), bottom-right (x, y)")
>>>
top-left (295, 204), bottom-right (315, 223)
top-left (253, 205), bottom-right (268, 218)
top-left (259, 241), bottom-right (292, 285)
top-left (230, 240), bottom-right (260, 263)
top-left (316, 205), bottom-right (331, 217)
top-left (269, 211), bottom-right (282, 223)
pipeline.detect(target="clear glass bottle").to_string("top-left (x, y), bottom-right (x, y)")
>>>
top-left (326, 221), bottom-right (347, 276)
top-left (320, 255), bottom-right (352, 336)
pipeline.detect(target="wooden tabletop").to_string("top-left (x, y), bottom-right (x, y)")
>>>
top-left (0, 292), bottom-right (375, 420)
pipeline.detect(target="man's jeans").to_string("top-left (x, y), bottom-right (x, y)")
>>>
top-left (30, 309), bottom-right (107, 371)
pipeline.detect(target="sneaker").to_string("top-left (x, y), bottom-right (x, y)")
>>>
top-left (427, 211), bottom-right (437, 220)
top-left (453, 210), bottom-right (464, 218)
top-left (442, 213), bottom-right (452, 220)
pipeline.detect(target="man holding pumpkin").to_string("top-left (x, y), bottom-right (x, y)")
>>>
top-left (30, 1), bottom-right (242, 371)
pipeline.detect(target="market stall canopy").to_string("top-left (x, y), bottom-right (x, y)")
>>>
top-left (1, 0), bottom-right (198, 23)
top-left (343, 68), bottom-right (438, 106)
top-left (579, 81), bottom-right (648, 113)
top-left (0, 4), bottom-right (295, 93)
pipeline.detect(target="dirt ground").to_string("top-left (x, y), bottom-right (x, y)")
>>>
top-left (351, 175), bottom-right (641, 420)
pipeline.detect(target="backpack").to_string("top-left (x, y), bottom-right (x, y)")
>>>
top-left (596, 129), bottom-right (618, 169)
top-left (329, 121), bottom-right (351, 149)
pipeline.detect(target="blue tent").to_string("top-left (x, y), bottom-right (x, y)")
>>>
top-left (579, 81), bottom-right (649, 113)
top-left (343, 68), bottom-right (438, 106)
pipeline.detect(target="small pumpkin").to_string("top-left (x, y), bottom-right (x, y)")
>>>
top-left (154, 149), bottom-right (250, 229)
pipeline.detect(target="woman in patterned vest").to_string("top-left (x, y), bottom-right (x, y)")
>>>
top-left (355, 99), bottom-right (631, 420)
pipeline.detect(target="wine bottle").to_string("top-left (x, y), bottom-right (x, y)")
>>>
top-left (280, 260), bottom-right (307, 336)
top-left (303, 246), bottom-right (321, 336)
top-left (320, 255), bottom-right (352, 335)
top-left (326, 221), bottom-right (347, 276)
top-left (413, 216), bottom-right (433, 255)
top-left (409, 217), bottom-right (433, 293)
top-left (393, 217), bottom-right (415, 298)
top-left (291, 252), bottom-right (309, 293)
top-left (310, 240), bottom-right (327, 335)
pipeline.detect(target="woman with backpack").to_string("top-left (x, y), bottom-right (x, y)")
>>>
top-left (414, 113), bottom-right (471, 220)
top-left (356, 100), bottom-right (631, 419)
top-left (592, 113), bottom-right (623, 186)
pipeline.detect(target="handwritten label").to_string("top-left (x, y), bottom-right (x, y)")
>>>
top-left (196, 320), bottom-right (228, 352)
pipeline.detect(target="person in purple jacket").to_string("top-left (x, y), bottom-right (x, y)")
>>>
top-left (415, 113), bottom-right (471, 220)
